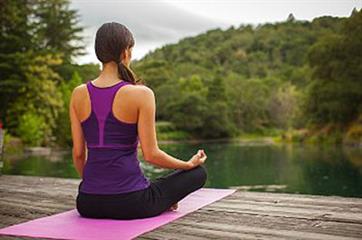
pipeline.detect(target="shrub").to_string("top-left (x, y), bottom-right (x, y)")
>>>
top-left (17, 112), bottom-right (47, 146)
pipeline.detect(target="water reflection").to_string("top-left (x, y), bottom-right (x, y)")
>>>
top-left (3, 143), bottom-right (362, 197)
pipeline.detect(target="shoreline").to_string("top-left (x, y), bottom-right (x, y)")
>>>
top-left (158, 136), bottom-right (276, 145)
top-left (3, 135), bottom-right (361, 157)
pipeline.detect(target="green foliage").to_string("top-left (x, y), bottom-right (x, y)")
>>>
top-left (55, 63), bottom-right (100, 85)
top-left (166, 92), bottom-right (209, 133)
top-left (2, 129), bottom-right (24, 154)
top-left (203, 75), bottom-right (236, 138)
top-left (55, 71), bottom-right (83, 146)
top-left (267, 82), bottom-right (302, 129)
top-left (226, 76), bottom-right (272, 131)
top-left (156, 121), bottom-right (177, 132)
top-left (154, 73), bottom-right (235, 139)
top-left (17, 112), bottom-right (47, 146)
top-left (155, 121), bottom-right (192, 141)
top-left (6, 53), bottom-right (64, 145)
top-left (132, 13), bottom-right (359, 140)
top-left (2, 2), bottom-right (360, 145)
top-left (157, 130), bottom-right (191, 141)
top-left (133, 60), bottom-right (172, 90)
top-left (0, 0), bottom-right (34, 123)
top-left (32, 0), bottom-right (86, 64)
top-left (0, 0), bottom-right (86, 146)
top-left (344, 115), bottom-right (362, 145)
top-left (179, 74), bottom-right (208, 97)
top-left (306, 9), bottom-right (362, 124)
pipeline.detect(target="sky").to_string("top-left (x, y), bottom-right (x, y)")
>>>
top-left (70, 0), bottom-right (362, 64)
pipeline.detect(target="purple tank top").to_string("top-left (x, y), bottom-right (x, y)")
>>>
top-left (79, 80), bottom-right (150, 194)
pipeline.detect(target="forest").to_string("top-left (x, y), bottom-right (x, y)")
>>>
top-left (1, 0), bottom-right (361, 147)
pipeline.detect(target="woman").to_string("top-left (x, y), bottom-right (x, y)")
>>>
top-left (70, 22), bottom-right (208, 220)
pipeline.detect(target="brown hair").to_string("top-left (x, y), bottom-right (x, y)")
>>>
top-left (95, 22), bottom-right (143, 84)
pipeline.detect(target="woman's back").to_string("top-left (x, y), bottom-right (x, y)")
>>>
top-left (74, 22), bottom-right (207, 220)
top-left (75, 79), bottom-right (150, 194)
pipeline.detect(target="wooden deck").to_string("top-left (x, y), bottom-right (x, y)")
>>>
top-left (0, 175), bottom-right (361, 239)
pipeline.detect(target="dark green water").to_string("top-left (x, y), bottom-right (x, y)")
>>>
top-left (3, 143), bottom-right (362, 197)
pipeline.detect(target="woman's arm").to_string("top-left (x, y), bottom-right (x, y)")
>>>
top-left (69, 86), bottom-right (87, 178)
top-left (137, 86), bottom-right (193, 170)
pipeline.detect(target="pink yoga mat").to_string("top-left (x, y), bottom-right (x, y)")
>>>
top-left (0, 188), bottom-right (235, 240)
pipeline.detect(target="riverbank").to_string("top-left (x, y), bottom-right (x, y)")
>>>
top-left (2, 134), bottom-right (361, 158)
top-left (275, 126), bottom-right (362, 147)
top-left (2, 122), bottom-right (362, 157)
top-left (157, 123), bottom-right (362, 147)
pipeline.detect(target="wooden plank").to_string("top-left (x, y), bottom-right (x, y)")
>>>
top-left (161, 221), bottom-right (361, 240)
top-left (167, 209), bottom-right (362, 238)
top-left (206, 202), bottom-right (362, 223)
top-left (0, 174), bottom-right (361, 240)
top-left (219, 198), bottom-right (362, 211)
top-left (231, 191), bottom-right (362, 204)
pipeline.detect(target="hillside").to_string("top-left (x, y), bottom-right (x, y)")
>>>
top-left (132, 13), bottom-right (361, 143)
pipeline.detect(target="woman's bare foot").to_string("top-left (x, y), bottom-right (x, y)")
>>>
top-left (168, 202), bottom-right (178, 211)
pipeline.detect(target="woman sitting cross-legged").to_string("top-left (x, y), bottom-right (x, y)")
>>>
top-left (69, 22), bottom-right (208, 220)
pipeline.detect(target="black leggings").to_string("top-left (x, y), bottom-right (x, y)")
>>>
top-left (76, 165), bottom-right (207, 220)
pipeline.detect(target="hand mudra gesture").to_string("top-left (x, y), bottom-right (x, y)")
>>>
top-left (188, 149), bottom-right (207, 169)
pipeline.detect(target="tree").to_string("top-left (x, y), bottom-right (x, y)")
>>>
top-left (306, 9), bottom-right (362, 124)
top-left (203, 73), bottom-right (236, 138)
top-left (6, 53), bottom-right (64, 145)
top-left (0, 0), bottom-right (86, 146)
top-left (287, 13), bottom-right (296, 22)
top-left (166, 92), bottom-right (209, 134)
top-left (226, 77), bottom-right (271, 131)
top-left (17, 112), bottom-right (47, 146)
top-left (0, 0), bottom-right (34, 126)
top-left (267, 82), bottom-right (301, 129)
top-left (32, 0), bottom-right (86, 64)
top-left (164, 75), bottom-right (209, 136)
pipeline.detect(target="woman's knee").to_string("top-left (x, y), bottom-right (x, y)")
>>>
top-left (191, 165), bottom-right (207, 187)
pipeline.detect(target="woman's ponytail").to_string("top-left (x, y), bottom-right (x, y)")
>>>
top-left (117, 62), bottom-right (142, 85)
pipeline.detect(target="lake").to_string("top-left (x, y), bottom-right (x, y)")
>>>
top-left (2, 142), bottom-right (362, 197)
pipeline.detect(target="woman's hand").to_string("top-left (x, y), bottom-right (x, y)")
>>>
top-left (187, 149), bottom-right (207, 169)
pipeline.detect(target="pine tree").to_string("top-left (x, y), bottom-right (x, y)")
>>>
top-left (0, 0), bottom-right (85, 145)
top-left (287, 13), bottom-right (296, 22)
top-left (351, 7), bottom-right (358, 16)
top-left (204, 70), bottom-right (235, 138)
top-left (32, 0), bottom-right (86, 65)
top-left (0, 0), bottom-right (34, 126)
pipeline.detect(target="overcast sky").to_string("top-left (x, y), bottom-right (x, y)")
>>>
top-left (70, 0), bottom-right (362, 64)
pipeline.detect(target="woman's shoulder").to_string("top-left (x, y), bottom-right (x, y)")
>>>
top-left (70, 83), bottom-right (88, 101)
top-left (73, 83), bottom-right (87, 91)
top-left (124, 84), bottom-right (155, 99)
top-left (122, 84), bottom-right (155, 108)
